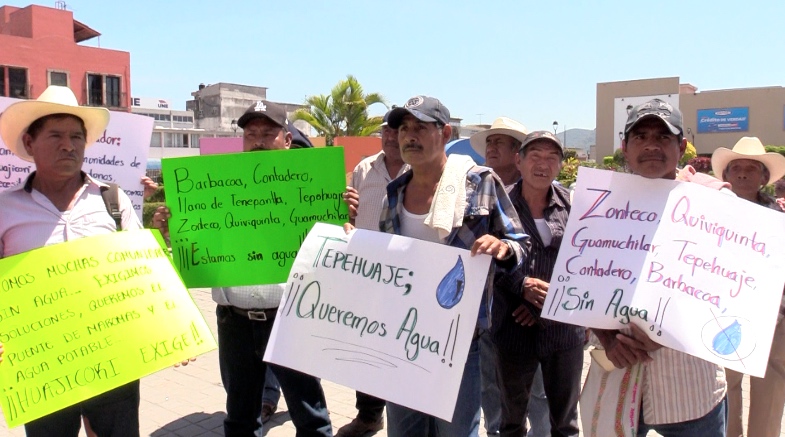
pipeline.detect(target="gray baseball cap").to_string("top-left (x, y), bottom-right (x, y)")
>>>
top-left (624, 99), bottom-right (683, 136)
top-left (387, 95), bottom-right (450, 128)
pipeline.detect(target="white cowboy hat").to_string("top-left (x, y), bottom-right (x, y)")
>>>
top-left (0, 85), bottom-right (110, 162)
top-left (711, 136), bottom-right (785, 185)
top-left (469, 117), bottom-right (528, 158)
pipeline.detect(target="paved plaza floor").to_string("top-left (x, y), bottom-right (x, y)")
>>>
top-left (1, 287), bottom-right (778, 436)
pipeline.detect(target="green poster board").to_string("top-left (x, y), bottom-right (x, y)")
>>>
top-left (161, 147), bottom-right (349, 288)
top-left (0, 230), bottom-right (217, 427)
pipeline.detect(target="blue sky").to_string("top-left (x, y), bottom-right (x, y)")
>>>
top-left (9, 0), bottom-right (785, 131)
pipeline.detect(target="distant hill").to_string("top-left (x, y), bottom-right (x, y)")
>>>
top-left (557, 128), bottom-right (595, 150)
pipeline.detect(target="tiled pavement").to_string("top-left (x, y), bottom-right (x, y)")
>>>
top-left (2, 287), bottom-right (780, 436)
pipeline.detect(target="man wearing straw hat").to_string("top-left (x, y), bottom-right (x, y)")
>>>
top-left (0, 85), bottom-right (142, 436)
top-left (711, 137), bottom-right (785, 437)
top-left (469, 117), bottom-right (528, 189)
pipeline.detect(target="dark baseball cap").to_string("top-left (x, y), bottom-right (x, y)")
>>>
top-left (519, 130), bottom-right (564, 156)
top-left (381, 108), bottom-right (393, 127)
top-left (624, 99), bottom-right (682, 136)
top-left (237, 100), bottom-right (288, 129)
top-left (387, 96), bottom-right (450, 129)
top-left (287, 123), bottom-right (313, 148)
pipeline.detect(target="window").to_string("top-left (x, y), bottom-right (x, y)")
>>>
top-left (150, 132), bottom-right (161, 148)
top-left (106, 76), bottom-right (120, 107)
top-left (86, 73), bottom-right (123, 107)
top-left (49, 71), bottom-right (68, 87)
top-left (87, 74), bottom-right (103, 106)
top-left (8, 67), bottom-right (27, 98)
top-left (190, 134), bottom-right (200, 148)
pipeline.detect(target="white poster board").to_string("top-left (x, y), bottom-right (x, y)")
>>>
top-left (0, 96), bottom-right (153, 219)
top-left (265, 223), bottom-right (493, 421)
top-left (542, 167), bottom-right (785, 376)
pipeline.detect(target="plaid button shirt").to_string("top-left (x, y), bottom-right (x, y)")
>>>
top-left (379, 165), bottom-right (529, 326)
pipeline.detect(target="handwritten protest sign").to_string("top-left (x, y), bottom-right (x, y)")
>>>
top-left (0, 96), bottom-right (153, 219)
top-left (0, 230), bottom-right (216, 427)
top-left (264, 223), bottom-right (493, 421)
top-left (161, 148), bottom-right (349, 288)
top-left (542, 167), bottom-right (785, 376)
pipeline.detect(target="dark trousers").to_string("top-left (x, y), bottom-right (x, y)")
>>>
top-left (496, 343), bottom-right (583, 437)
top-left (24, 380), bottom-right (140, 437)
top-left (355, 391), bottom-right (385, 422)
top-left (217, 305), bottom-right (332, 437)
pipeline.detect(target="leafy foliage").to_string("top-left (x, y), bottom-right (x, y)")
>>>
top-left (680, 142), bottom-right (697, 166)
top-left (292, 75), bottom-right (387, 146)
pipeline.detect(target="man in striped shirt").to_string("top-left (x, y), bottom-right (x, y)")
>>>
top-left (594, 99), bottom-right (727, 437)
top-left (493, 131), bottom-right (584, 437)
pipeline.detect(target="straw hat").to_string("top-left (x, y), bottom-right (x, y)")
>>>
top-left (469, 117), bottom-right (528, 157)
top-left (0, 85), bottom-right (110, 162)
top-left (711, 137), bottom-right (785, 185)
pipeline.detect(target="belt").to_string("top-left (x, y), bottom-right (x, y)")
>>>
top-left (228, 306), bottom-right (277, 321)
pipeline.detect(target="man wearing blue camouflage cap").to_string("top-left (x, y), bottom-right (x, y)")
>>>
top-left (373, 95), bottom-right (529, 436)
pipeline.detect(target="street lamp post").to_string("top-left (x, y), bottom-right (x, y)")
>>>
top-left (552, 120), bottom-right (558, 135)
top-left (231, 119), bottom-right (238, 136)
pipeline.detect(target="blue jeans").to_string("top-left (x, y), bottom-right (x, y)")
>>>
top-left (478, 327), bottom-right (501, 434)
top-left (386, 337), bottom-right (481, 437)
top-left (637, 396), bottom-right (727, 437)
top-left (527, 365), bottom-right (551, 437)
top-left (24, 380), bottom-right (140, 437)
top-left (263, 367), bottom-right (281, 406)
top-left (217, 305), bottom-right (332, 437)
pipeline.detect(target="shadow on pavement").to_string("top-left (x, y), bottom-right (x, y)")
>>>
top-left (151, 411), bottom-right (225, 436)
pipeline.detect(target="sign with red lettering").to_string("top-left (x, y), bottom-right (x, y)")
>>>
top-left (542, 167), bottom-right (785, 376)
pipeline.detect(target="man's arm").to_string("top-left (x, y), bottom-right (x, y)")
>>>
top-left (593, 325), bottom-right (659, 368)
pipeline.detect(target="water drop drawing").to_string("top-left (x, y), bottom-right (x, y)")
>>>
top-left (712, 320), bottom-right (742, 356)
top-left (436, 256), bottom-right (465, 309)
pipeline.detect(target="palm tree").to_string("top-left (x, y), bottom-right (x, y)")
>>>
top-left (293, 75), bottom-right (387, 146)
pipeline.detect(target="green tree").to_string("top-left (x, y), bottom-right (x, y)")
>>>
top-left (293, 75), bottom-right (387, 146)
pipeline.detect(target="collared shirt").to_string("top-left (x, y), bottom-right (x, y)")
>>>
top-left (351, 151), bottom-right (409, 230)
top-left (380, 165), bottom-right (528, 326)
top-left (0, 172), bottom-right (141, 257)
top-left (492, 181), bottom-right (585, 357)
top-left (633, 174), bottom-right (728, 425)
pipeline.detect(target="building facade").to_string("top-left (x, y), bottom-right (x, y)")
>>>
top-left (596, 77), bottom-right (785, 159)
top-left (0, 3), bottom-right (131, 109)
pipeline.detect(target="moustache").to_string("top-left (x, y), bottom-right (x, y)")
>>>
top-left (637, 152), bottom-right (665, 162)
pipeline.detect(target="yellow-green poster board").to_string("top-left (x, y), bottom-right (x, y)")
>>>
top-left (161, 147), bottom-right (349, 288)
top-left (0, 230), bottom-right (217, 427)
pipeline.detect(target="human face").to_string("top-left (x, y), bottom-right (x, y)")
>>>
top-left (622, 118), bottom-right (686, 179)
top-left (516, 141), bottom-right (563, 191)
top-left (485, 134), bottom-right (519, 172)
top-left (22, 115), bottom-right (86, 178)
top-left (397, 114), bottom-right (450, 167)
top-left (381, 125), bottom-right (403, 165)
top-left (242, 117), bottom-right (291, 151)
top-left (724, 159), bottom-right (767, 198)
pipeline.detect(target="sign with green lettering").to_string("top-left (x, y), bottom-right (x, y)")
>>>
top-left (0, 230), bottom-right (216, 427)
top-left (162, 147), bottom-right (350, 288)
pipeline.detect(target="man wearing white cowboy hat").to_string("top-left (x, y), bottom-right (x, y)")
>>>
top-left (469, 117), bottom-right (528, 189)
top-left (711, 136), bottom-right (785, 437)
top-left (0, 85), bottom-right (142, 436)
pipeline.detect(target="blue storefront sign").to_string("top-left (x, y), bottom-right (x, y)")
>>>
top-left (697, 107), bottom-right (749, 133)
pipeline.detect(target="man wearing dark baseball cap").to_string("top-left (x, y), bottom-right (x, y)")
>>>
top-left (386, 95), bottom-right (451, 128)
top-left (153, 99), bottom-right (332, 436)
top-left (621, 98), bottom-right (685, 180)
top-left (493, 129), bottom-right (583, 437)
top-left (367, 95), bottom-right (527, 436)
top-left (592, 98), bottom-right (728, 436)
